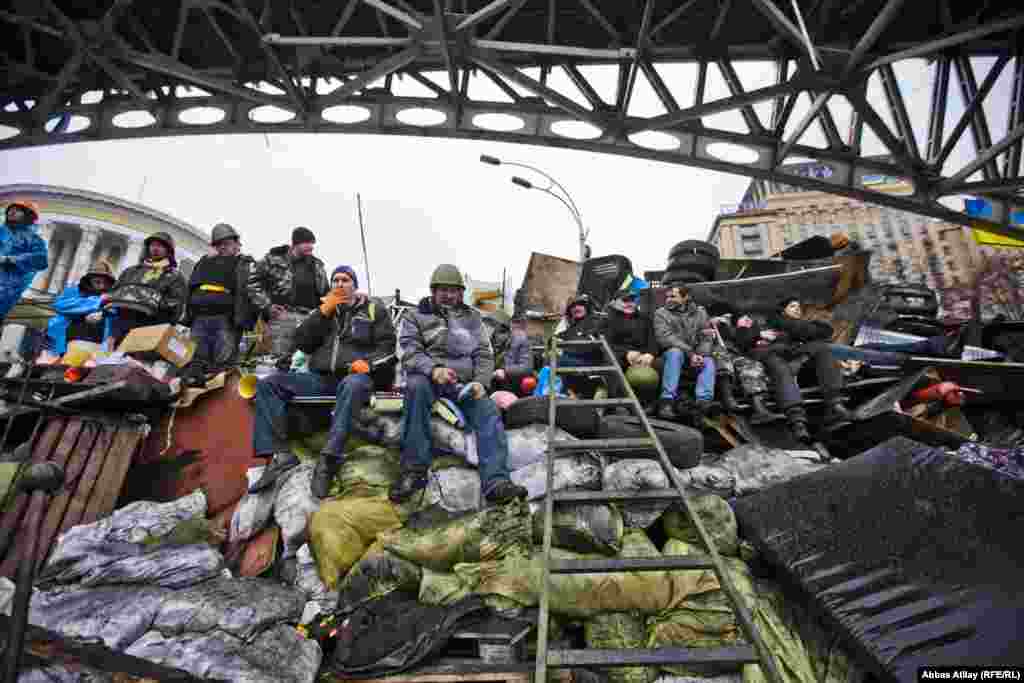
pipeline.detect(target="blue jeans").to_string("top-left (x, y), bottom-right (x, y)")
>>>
top-left (191, 314), bottom-right (239, 369)
top-left (252, 370), bottom-right (373, 457)
top-left (660, 349), bottom-right (716, 401)
top-left (400, 374), bottom-right (511, 495)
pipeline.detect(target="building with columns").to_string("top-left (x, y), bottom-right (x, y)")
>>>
top-left (0, 184), bottom-right (209, 301)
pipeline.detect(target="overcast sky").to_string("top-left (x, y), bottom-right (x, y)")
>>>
top-left (0, 57), bottom-right (1010, 302)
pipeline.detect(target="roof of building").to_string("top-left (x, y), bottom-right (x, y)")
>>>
top-left (0, 183), bottom-right (208, 243)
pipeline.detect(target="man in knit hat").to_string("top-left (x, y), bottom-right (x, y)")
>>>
top-left (249, 264), bottom-right (396, 497)
top-left (248, 226), bottom-right (328, 358)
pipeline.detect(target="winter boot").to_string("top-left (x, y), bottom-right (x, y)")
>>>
top-left (824, 396), bottom-right (853, 427)
top-left (693, 399), bottom-right (713, 426)
top-left (311, 453), bottom-right (343, 499)
top-left (785, 406), bottom-right (813, 444)
top-left (249, 452), bottom-right (300, 493)
top-left (718, 379), bottom-right (741, 413)
top-left (485, 479), bottom-right (528, 504)
top-left (654, 399), bottom-right (677, 421)
top-left (388, 468), bottom-right (429, 503)
top-left (748, 394), bottom-right (785, 424)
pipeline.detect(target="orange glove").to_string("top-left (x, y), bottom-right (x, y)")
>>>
top-left (319, 288), bottom-right (350, 316)
top-left (350, 359), bottom-right (370, 374)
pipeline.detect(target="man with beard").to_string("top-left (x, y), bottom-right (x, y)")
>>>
top-left (390, 264), bottom-right (527, 504)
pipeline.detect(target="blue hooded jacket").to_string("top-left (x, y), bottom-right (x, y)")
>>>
top-left (0, 220), bottom-right (48, 321)
top-left (46, 284), bottom-right (114, 354)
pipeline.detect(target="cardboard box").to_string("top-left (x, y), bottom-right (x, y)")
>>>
top-left (117, 324), bottom-right (196, 367)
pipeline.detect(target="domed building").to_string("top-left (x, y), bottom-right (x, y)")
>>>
top-left (0, 184), bottom-right (209, 300)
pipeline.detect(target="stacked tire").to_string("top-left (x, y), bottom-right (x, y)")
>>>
top-left (663, 240), bottom-right (720, 285)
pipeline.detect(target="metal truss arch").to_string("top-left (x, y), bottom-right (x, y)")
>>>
top-left (1, 1), bottom-right (1022, 239)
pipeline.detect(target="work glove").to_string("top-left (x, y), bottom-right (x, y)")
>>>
top-left (85, 312), bottom-right (103, 324)
top-left (432, 366), bottom-right (456, 385)
top-left (319, 288), bottom-right (350, 317)
top-left (350, 359), bottom-right (370, 374)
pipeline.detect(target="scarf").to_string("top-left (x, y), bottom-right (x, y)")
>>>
top-left (141, 258), bottom-right (170, 283)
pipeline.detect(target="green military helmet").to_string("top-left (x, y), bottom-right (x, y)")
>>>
top-left (625, 366), bottom-right (660, 393)
top-left (144, 231), bottom-right (176, 252)
top-left (430, 263), bottom-right (465, 289)
top-left (211, 223), bottom-right (240, 245)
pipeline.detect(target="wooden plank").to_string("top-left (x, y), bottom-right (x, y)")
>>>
top-left (34, 420), bottom-right (107, 574)
top-left (0, 418), bottom-right (86, 578)
top-left (78, 422), bottom-right (146, 527)
top-left (55, 422), bottom-right (114, 532)
top-left (328, 659), bottom-right (564, 683)
top-left (0, 418), bottom-right (66, 561)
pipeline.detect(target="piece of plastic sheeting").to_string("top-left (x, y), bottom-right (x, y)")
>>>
top-left (29, 584), bottom-right (172, 651)
top-left (274, 463), bottom-right (320, 558)
top-left (230, 466), bottom-right (276, 543)
top-left (734, 437), bottom-right (1024, 680)
top-left (335, 540), bottom-right (422, 615)
top-left (532, 498), bottom-right (624, 555)
top-left (425, 465), bottom-right (481, 513)
top-left (602, 459), bottom-right (673, 528)
top-left (511, 452), bottom-right (603, 501)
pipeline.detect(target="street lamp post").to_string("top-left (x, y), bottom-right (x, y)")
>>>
top-left (480, 155), bottom-right (589, 268)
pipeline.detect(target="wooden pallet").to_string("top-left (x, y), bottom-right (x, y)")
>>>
top-left (0, 415), bottom-right (149, 578)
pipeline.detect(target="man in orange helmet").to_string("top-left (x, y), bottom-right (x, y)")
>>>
top-left (0, 199), bottom-right (48, 322)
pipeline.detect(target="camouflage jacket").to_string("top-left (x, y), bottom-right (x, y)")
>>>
top-left (247, 245), bottom-right (329, 317)
top-left (399, 298), bottom-right (494, 386)
top-left (106, 259), bottom-right (188, 322)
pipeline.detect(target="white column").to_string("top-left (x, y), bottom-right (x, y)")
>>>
top-left (121, 235), bottom-right (145, 275)
top-left (67, 226), bottom-right (101, 285)
top-left (30, 222), bottom-right (55, 293)
top-left (48, 228), bottom-right (80, 293)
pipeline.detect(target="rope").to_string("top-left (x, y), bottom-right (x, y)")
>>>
top-left (158, 404), bottom-right (178, 458)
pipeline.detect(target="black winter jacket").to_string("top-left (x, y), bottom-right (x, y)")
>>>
top-left (294, 296), bottom-right (396, 376)
top-left (185, 253), bottom-right (256, 329)
top-left (602, 308), bottom-right (656, 366)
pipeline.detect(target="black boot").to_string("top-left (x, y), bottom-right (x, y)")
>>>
top-left (785, 406), bottom-right (812, 444)
top-left (249, 452), bottom-right (300, 493)
top-left (749, 394), bottom-right (785, 424)
top-left (655, 399), bottom-right (677, 421)
top-left (485, 479), bottom-right (528, 504)
top-left (692, 399), bottom-right (713, 426)
top-left (718, 379), bottom-right (740, 413)
top-left (311, 454), bottom-right (343, 499)
top-left (388, 468), bottom-right (428, 503)
top-left (824, 396), bottom-right (853, 426)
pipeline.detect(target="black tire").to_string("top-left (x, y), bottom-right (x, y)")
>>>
top-left (666, 259), bottom-right (715, 281)
top-left (503, 396), bottom-right (602, 438)
top-left (668, 240), bottom-right (720, 262)
top-left (600, 416), bottom-right (703, 469)
top-left (662, 268), bottom-right (708, 285)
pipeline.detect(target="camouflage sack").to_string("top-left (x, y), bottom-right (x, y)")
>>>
top-left (531, 500), bottom-right (624, 555)
top-left (380, 499), bottom-right (531, 572)
top-left (662, 494), bottom-right (739, 557)
top-left (336, 445), bottom-right (402, 499)
top-left (335, 540), bottom-right (422, 615)
top-left (586, 612), bottom-right (655, 683)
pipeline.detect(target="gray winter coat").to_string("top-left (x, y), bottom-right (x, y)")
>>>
top-left (654, 300), bottom-right (711, 354)
top-left (502, 333), bottom-right (533, 375)
top-left (399, 298), bottom-right (494, 386)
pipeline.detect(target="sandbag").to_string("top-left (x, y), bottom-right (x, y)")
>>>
top-left (531, 498), bottom-right (624, 555)
top-left (336, 445), bottom-right (401, 498)
top-left (647, 540), bottom-right (754, 677)
top-left (585, 612), bottom-right (655, 683)
top-left (425, 465), bottom-right (481, 513)
top-left (352, 409), bottom-right (403, 447)
top-left (462, 423), bottom-right (574, 470)
top-left (354, 411), bottom-right (478, 461)
top-left (455, 529), bottom-right (720, 617)
top-left (603, 459), bottom-right (673, 528)
top-left (274, 463), bottom-right (320, 558)
top-left (662, 495), bottom-right (738, 557)
top-left (335, 540), bottom-right (422, 615)
top-left (511, 452), bottom-right (603, 500)
top-left (309, 496), bottom-right (403, 590)
top-left (417, 567), bottom-right (526, 616)
top-left (380, 500), bottom-right (531, 572)
top-left (230, 466), bottom-right (277, 543)
top-left (126, 623), bottom-right (322, 683)
top-left (294, 543), bottom-right (337, 624)
top-left (704, 445), bottom-right (826, 497)
top-left (152, 576), bottom-right (305, 641)
top-left (39, 490), bottom-right (222, 590)
top-left (29, 584), bottom-right (172, 650)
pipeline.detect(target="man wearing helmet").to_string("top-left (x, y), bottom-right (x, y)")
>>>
top-left (554, 293), bottom-right (604, 397)
top-left (103, 231), bottom-right (188, 343)
top-left (0, 200), bottom-right (48, 322)
top-left (46, 260), bottom-right (116, 353)
top-left (391, 264), bottom-right (528, 504)
top-left (184, 223), bottom-right (256, 375)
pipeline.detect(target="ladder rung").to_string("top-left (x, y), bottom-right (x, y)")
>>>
top-left (554, 339), bottom-right (604, 347)
top-left (556, 365), bottom-right (619, 374)
top-left (554, 398), bottom-right (634, 408)
top-left (549, 556), bottom-right (714, 574)
top-left (552, 438), bottom-right (654, 451)
top-left (552, 489), bottom-right (680, 503)
top-left (547, 645), bottom-right (758, 668)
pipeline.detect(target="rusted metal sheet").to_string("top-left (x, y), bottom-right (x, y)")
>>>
top-left (125, 373), bottom-right (259, 518)
top-left (0, 416), bottom-right (149, 579)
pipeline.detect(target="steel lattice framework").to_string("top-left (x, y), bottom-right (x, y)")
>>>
top-left (1, 1), bottom-right (1023, 237)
